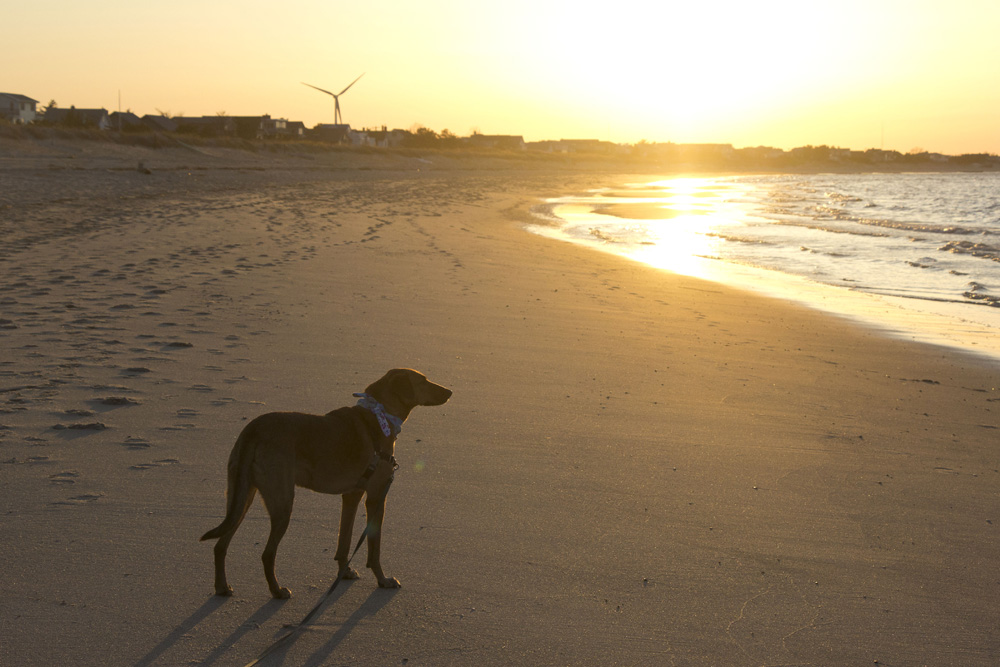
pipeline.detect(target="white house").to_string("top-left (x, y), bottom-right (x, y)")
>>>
top-left (0, 93), bottom-right (38, 124)
top-left (348, 127), bottom-right (409, 148)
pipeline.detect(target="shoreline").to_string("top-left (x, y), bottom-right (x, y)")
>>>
top-left (2, 143), bottom-right (999, 665)
top-left (531, 216), bottom-right (1000, 364)
top-left (534, 175), bottom-right (1000, 364)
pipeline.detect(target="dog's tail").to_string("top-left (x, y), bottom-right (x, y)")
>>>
top-left (200, 428), bottom-right (257, 542)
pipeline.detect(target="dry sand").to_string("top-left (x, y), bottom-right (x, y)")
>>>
top-left (1, 140), bottom-right (999, 666)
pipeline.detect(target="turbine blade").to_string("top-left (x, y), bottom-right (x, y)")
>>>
top-left (302, 82), bottom-right (336, 97)
top-left (338, 73), bottom-right (365, 96)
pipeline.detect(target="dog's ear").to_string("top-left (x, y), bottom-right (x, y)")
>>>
top-left (390, 370), bottom-right (417, 407)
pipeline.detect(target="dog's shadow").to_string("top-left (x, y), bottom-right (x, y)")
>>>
top-left (131, 585), bottom-right (327, 667)
top-left (133, 595), bottom-right (231, 667)
top-left (198, 595), bottom-right (291, 666)
top-left (301, 587), bottom-right (399, 667)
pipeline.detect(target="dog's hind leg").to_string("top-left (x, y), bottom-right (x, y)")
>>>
top-left (335, 490), bottom-right (364, 580)
top-left (212, 488), bottom-right (257, 596)
top-left (259, 484), bottom-right (294, 599)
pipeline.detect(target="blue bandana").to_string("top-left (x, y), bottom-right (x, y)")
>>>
top-left (353, 393), bottom-right (403, 437)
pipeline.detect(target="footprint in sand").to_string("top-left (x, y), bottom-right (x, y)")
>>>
top-left (96, 396), bottom-right (141, 407)
top-left (2, 454), bottom-right (50, 465)
top-left (49, 470), bottom-right (80, 484)
top-left (160, 423), bottom-right (197, 431)
top-left (51, 493), bottom-right (104, 506)
top-left (52, 422), bottom-right (107, 431)
top-left (122, 436), bottom-right (151, 450)
top-left (130, 458), bottom-right (179, 471)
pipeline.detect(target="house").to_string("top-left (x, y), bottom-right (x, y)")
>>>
top-left (0, 93), bottom-right (38, 124)
top-left (526, 140), bottom-right (569, 153)
top-left (141, 115), bottom-right (178, 132)
top-left (261, 116), bottom-right (287, 138)
top-left (466, 134), bottom-right (526, 151)
top-left (310, 123), bottom-right (352, 143)
top-left (283, 121), bottom-right (307, 139)
top-left (348, 126), bottom-right (409, 148)
top-left (44, 106), bottom-right (111, 130)
top-left (863, 148), bottom-right (902, 163)
top-left (228, 114), bottom-right (287, 139)
top-left (559, 139), bottom-right (620, 154)
top-left (735, 146), bottom-right (786, 162)
top-left (108, 111), bottom-right (144, 130)
top-left (172, 116), bottom-right (235, 137)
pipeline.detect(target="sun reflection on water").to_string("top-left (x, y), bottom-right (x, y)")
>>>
top-left (571, 177), bottom-right (741, 281)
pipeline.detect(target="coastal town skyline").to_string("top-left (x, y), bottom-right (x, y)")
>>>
top-left (4, 0), bottom-right (999, 156)
top-left (10, 100), bottom-right (998, 167)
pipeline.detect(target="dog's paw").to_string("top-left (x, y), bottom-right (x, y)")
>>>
top-left (214, 585), bottom-right (234, 597)
top-left (271, 586), bottom-right (292, 600)
top-left (377, 577), bottom-right (401, 589)
top-left (339, 566), bottom-right (360, 581)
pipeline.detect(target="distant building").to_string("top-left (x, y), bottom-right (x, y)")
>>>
top-left (526, 140), bottom-right (568, 153)
top-left (262, 116), bottom-right (287, 138)
top-left (44, 106), bottom-right (111, 130)
top-left (566, 139), bottom-right (619, 154)
top-left (229, 114), bottom-right (288, 140)
top-left (0, 93), bottom-right (38, 124)
top-left (863, 148), bottom-right (902, 163)
top-left (284, 121), bottom-right (307, 139)
top-left (466, 134), bottom-right (526, 151)
top-left (349, 126), bottom-right (409, 148)
top-left (173, 116), bottom-right (235, 137)
top-left (109, 111), bottom-right (144, 130)
top-left (141, 114), bottom-right (179, 132)
top-left (311, 123), bottom-right (352, 144)
top-left (735, 146), bottom-right (786, 161)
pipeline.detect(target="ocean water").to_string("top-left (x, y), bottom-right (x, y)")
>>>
top-left (529, 172), bottom-right (1000, 360)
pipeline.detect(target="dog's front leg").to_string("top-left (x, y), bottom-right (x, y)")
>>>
top-left (335, 490), bottom-right (364, 580)
top-left (364, 490), bottom-right (400, 588)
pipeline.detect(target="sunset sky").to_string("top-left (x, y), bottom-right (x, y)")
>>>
top-left (5, 0), bottom-right (999, 154)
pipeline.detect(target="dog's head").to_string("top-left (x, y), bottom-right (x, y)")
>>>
top-left (365, 369), bottom-right (452, 418)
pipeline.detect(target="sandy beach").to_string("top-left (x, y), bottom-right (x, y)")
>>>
top-left (2, 139), bottom-right (999, 666)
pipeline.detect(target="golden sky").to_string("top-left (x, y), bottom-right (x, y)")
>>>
top-left (6, 0), bottom-right (999, 154)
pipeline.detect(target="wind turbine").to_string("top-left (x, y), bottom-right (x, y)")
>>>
top-left (302, 73), bottom-right (365, 125)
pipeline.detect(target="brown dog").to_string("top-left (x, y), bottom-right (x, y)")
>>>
top-left (200, 368), bottom-right (452, 598)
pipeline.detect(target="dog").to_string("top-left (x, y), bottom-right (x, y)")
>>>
top-left (200, 368), bottom-right (452, 599)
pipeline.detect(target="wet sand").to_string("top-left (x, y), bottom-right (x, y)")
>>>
top-left (1, 140), bottom-right (998, 665)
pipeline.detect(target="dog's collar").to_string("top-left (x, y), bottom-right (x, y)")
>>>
top-left (353, 393), bottom-right (403, 438)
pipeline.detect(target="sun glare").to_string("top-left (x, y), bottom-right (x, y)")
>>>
top-left (621, 179), bottom-right (725, 278)
top-left (630, 213), bottom-right (721, 279)
top-left (535, 178), bottom-right (741, 282)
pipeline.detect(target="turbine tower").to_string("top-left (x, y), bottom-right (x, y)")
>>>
top-left (302, 73), bottom-right (365, 125)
